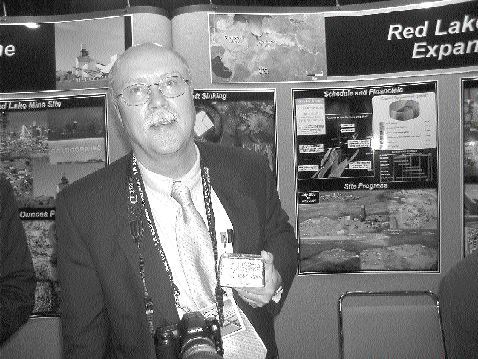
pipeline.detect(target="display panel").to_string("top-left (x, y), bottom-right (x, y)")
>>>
top-left (0, 93), bottom-right (107, 314)
top-left (294, 81), bottom-right (439, 274)
top-left (463, 77), bottom-right (478, 256)
top-left (193, 89), bottom-right (277, 177)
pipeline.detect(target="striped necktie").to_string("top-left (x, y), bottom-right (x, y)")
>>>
top-left (171, 181), bottom-right (216, 310)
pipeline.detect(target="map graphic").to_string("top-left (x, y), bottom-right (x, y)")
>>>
top-left (209, 13), bottom-right (326, 83)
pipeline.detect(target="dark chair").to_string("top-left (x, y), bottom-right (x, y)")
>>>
top-left (0, 315), bottom-right (62, 359)
top-left (439, 251), bottom-right (478, 359)
top-left (338, 290), bottom-right (446, 359)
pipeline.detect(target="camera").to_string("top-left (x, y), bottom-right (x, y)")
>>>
top-left (154, 311), bottom-right (224, 359)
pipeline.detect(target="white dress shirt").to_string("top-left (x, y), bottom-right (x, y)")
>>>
top-left (138, 145), bottom-right (232, 316)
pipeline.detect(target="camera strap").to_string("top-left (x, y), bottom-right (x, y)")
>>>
top-left (127, 154), bottom-right (224, 334)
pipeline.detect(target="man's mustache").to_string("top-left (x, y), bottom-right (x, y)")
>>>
top-left (143, 108), bottom-right (179, 129)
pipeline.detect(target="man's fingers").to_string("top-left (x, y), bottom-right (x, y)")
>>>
top-left (236, 288), bottom-right (268, 307)
top-left (261, 250), bottom-right (274, 264)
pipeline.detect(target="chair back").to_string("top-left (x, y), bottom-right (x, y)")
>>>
top-left (0, 315), bottom-right (62, 359)
top-left (338, 290), bottom-right (446, 359)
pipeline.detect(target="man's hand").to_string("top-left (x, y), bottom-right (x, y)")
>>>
top-left (234, 251), bottom-right (282, 308)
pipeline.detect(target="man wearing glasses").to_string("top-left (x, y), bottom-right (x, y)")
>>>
top-left (56, 43), bottom-right (297, 359)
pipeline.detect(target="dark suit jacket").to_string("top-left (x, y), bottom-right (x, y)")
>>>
top-left (56, 142), bottom-right (297, 359)
top-left (0, 176), bottom-right (36, 345)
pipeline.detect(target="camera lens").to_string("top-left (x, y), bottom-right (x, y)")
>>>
top-left (181, 338), bottom-right (223, 359)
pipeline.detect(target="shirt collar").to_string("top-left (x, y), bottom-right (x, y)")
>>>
top-left (137, 145), bottom-right (202, 195)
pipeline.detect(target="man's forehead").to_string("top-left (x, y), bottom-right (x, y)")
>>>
top-left (113, 48), bottom-right (189, 86)
top-left (121, 71), bottom-right (183, 85)
top-left (124, 45), bottom-right (179, 62)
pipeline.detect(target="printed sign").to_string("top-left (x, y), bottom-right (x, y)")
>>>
top-left (0, 24), bottom-right (56, 92)
top-left (325, 1), bottom-right (478, 76)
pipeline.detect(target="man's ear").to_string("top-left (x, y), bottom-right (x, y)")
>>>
top-left (109, 90), bottom-right (123, 127)
top-left (113, 101), bottom-right (123, 127)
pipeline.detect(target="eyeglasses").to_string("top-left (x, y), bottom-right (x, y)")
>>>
top-left (116, 74), bottom-right (190, 106)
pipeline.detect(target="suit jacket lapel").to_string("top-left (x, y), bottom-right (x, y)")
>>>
top-left (112, 154), bottom-right (179, 326)
top-left (200, 148), bottom-right (261, 254)
top-left (109, 154), bottom-right (143, 285)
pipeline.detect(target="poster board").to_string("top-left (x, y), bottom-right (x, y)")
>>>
top-left (463, 77), bottom-right (478, 257)
top-left (294, 81), bottom-right (439, 274)
top-left (0, 93), bottom-right (107, 314)
top-left (193, 89), bottom-right (277, 176)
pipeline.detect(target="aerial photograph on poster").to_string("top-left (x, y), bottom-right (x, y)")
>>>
top-left (209, 13), bottom-right (326, 83)
top-left (298, 188), bottom-right (439, 273)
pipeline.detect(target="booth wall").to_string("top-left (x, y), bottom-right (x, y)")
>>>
top-left (169, 8), bottom-right (471, 358)
top-left (0, 2), bottom-right (472, 357)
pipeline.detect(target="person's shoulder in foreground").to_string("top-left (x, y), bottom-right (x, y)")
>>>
top-left (439, 251), bottom-right (478, 359)
top-left (0, 176), bottom-right (36, 345)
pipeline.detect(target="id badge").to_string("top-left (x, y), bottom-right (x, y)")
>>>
top-left (200, 290), bottom-right (245, 338)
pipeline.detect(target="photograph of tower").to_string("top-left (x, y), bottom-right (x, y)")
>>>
top-left (55, 16), bottom-right (124, 90)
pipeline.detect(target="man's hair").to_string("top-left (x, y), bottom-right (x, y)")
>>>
top-left (108, 42), bottom-right (191, 95)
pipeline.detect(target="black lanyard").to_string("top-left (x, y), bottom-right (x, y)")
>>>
top-left (127, 154), bottom-right (224, 334)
